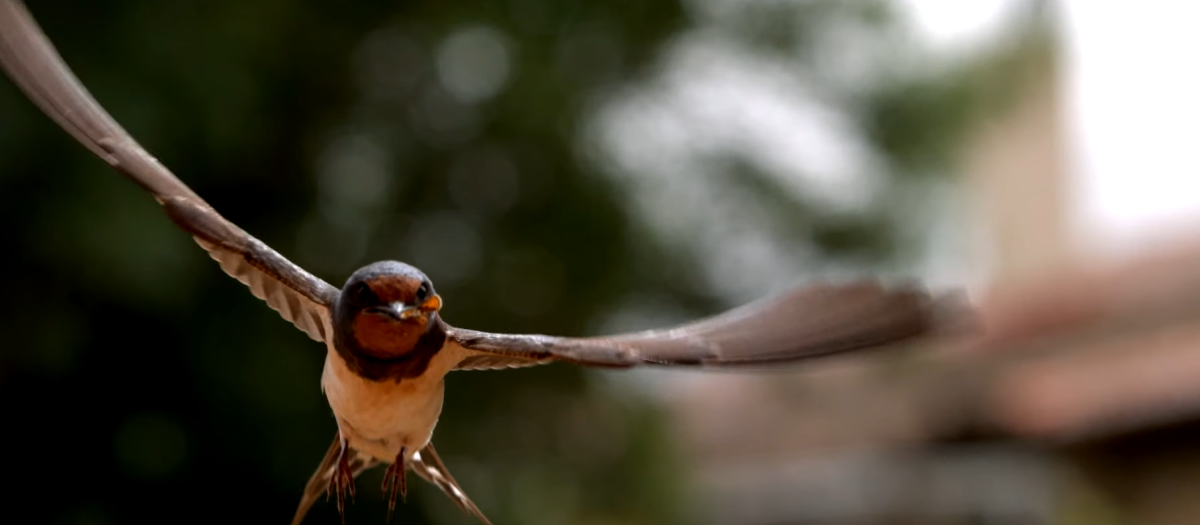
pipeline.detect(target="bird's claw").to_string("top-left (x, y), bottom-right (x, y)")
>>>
top-left (382, 446), bottom-right (408, 523)
top-left (325, 439), bottom-right (356, 524)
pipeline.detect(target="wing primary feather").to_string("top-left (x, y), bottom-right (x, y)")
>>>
top-left (0, 0), bottom-right (339, 340)
top-left (449, 281), bottom-right (974, 369)
top-left (0, 1), bottom-right (199, 201)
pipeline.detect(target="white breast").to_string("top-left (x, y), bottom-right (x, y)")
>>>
top-left (320, 339), bottom-right (467, 463)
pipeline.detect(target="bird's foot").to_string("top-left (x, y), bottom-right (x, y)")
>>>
top-left (325, 438), bottom-right (356, 524)
top-left (381, 446), bottom-right (408, 523)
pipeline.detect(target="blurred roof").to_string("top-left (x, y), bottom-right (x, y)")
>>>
top-left (668, 228), bottom-right (1200, 454)
top-left (964, 231), bottom-right (1200, 442)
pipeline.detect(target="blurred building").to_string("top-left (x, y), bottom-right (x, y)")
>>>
top-left (650, 5), bottom-right (1200, 524)
top-left (645, 24), bottom-right (1069, 525)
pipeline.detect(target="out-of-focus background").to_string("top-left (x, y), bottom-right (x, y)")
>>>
top-left (3, 0), bottom-right (1200, 524)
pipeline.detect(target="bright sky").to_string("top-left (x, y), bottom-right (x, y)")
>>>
top-left (587, 0), bottom-right (1200, 323)
top-left (903, 0), bottom-right (1200, 257)
top-left (1058, 0), bottom-right (1200, 254)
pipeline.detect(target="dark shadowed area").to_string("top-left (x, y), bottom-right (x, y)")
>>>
top-left (0, 1), bottom-right (1047, 524)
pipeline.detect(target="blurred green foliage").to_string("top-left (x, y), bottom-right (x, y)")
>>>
top-left (0, 0), bottom-right (1043, 524)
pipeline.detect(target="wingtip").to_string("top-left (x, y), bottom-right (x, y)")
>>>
top-left (867, 277), bottom-right (980, 339)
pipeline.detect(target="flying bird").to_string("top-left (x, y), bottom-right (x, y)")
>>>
top-left (0, 1), bottom-right (971, 524)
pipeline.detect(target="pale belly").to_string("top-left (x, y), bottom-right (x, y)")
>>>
top-left (320, 344), bottom-right (463, 463)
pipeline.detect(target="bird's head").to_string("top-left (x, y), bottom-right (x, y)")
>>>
top-left (336, 261), bottom-right (443, 358)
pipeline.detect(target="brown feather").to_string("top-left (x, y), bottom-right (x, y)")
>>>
top-left (351, 312), bottom-right (429, 359)
top-left (364, 275), bottom-right (423, 305)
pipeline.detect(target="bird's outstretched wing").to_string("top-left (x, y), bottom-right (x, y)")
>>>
top-left (449, 280), bottom-right (969, 370)
top-left (0, 0), bottom-right (338, 341)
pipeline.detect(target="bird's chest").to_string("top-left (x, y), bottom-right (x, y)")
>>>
top-left (320, 347), bottom-right (452, 461)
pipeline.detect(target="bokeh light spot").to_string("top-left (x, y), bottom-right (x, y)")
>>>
top-left (436, 25), bottom-right (514, 103)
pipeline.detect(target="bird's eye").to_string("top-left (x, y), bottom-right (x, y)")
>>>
top-left (415, 282), bottom-right (430, 302)
top-left (354, 282), bottom-right (374, 304)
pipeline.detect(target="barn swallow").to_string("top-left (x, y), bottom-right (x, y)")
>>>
top-left (0, 1), bottom-right (972, 524)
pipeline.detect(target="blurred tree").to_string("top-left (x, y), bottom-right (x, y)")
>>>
top-left (0, 0), bottom-right (1040, 524)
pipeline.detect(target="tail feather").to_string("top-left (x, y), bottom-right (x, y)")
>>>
top-left (411, 443), bottom-right (493, 525)
top-left (290, 434), bottom-right (378, 525)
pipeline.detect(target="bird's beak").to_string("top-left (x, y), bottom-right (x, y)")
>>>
top-left (395, 294), bottom-right (441, 320)
top-left (415, 294), bottom-right (442, 316)
top-left (373, 295), bottom-right (442, 321)
top-left (373, 302), bottom-right (409, 320)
